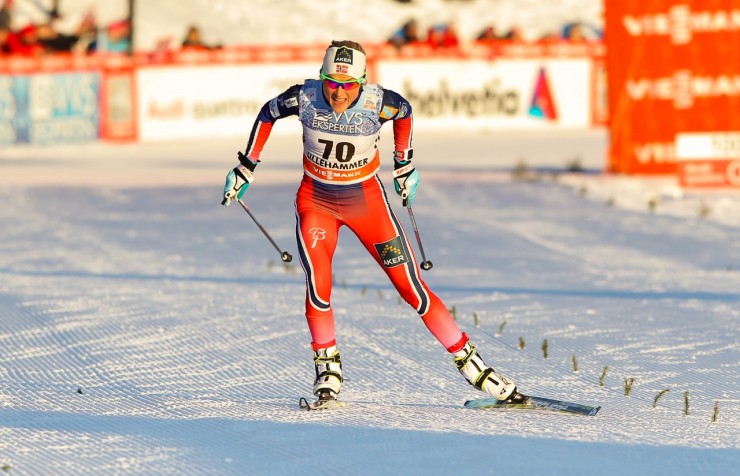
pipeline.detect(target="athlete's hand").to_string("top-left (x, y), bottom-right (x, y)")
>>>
top-left (222, 164), bottom-right (253, 206)
top-left (223, 152), bottom-right (258, 206)
top-left (393, 160), bottom-right (420, 207)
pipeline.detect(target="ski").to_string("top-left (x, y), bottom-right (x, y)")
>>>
top-left (298, 395), bottom-right (346, 411)
top-left (464, 393), bottom-right (601, 416)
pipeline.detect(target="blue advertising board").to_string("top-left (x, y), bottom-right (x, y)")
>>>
top-left (0, 71), bottom-right (100, 147)
top-left (0, 75), bottom-right (27, 146)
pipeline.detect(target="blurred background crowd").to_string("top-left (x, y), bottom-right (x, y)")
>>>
top-left (0, 0), bottom-right (222, 57)
top-left (387, 17), bottom-right (601, 51)
top-left (1, 0), bottom-right (601, 58)
top-left (1, 0), bottom-right (125, 55)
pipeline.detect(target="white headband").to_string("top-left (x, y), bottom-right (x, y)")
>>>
top-left (321, 46), bottom-right (367, 79)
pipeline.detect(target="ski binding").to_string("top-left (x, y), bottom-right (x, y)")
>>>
top-left (299, 391), bottom-right (346, 411)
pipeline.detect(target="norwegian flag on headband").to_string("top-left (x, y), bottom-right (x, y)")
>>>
top-left (336, 65), bottom-right (348, 74)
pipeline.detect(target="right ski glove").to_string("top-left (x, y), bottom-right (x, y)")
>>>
top-left (222, 152), bottom-right (257, 206)
top-left (393, 156), bottom-right (420, 207)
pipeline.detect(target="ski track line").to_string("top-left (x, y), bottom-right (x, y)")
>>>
top-left (0, 291), bottom-right (309, 474)
top-left (2, 180), bottom-right (740, 473)
top-left (416, 182), bottom-right (739, 434)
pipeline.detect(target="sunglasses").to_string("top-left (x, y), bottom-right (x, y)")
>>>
top-left (320, 73), bottom-right (365, 90)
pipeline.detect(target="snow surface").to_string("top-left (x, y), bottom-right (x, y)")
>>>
top-left (1, 129), bottom-right (739, 475)
top-left (2, 0), bottom-right (740, 474)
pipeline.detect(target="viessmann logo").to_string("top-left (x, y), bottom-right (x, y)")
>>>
top-left (623, 5), bottom-right (740, 44)
top-left (626, 71), bottom-right (740, 109)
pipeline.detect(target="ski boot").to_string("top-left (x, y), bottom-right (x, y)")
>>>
top-left (300, 345), bottom-right (345, 410)
top-left (453, 341), bottom-right (518, 401)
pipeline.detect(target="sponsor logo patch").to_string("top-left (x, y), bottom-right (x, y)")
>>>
top-left (374, 236), bottom-right (408, 268)
top-left (379, 105), bottom-right (398, 119)
top-left (364, 96), bottom-right (379, 109)
top-left (269, 98), bottom-right (280, 118)
top-left (308, 227), bottom-right (326, 248)
top-left (333, 47), bottom-right (354, 65)
top-left (398, 102), bottom-right (409, 118)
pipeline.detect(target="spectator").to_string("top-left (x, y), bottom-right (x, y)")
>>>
top-left (181, 25), bottom-right (220, 50)
top-left (501, 25), bottom-right (525, 42)
top-left (0, 0), bottom-right (12, 31)
top-left (36, 22), bottom-right (79, 52)
top-left (538, 31), bottom-right (561, 43)
top-left (0, 25), bottom-right (10, 55)
top-left (388, 18), bottom-right (421, 50)
top-left (563, 23), bottom-right (585, 42)
top-left (71, 10), bottom-right (99, 54)
top-left (426, 22), bottom-right (459, 49)
top-left (0, 2), bottom-right (10, 30)
top-left (7, 23), bottom-right (46, 56)
top-left (98, 18), bottom-right (130, 54)
top-left (562, 22), bottom-right (601, 42)
top-left (476, 25), bottom-right (499, 41)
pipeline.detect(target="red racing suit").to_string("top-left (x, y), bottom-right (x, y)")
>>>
top-left (243, 79), bottom-right (465, 352)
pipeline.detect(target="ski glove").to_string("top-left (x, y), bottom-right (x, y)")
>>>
top-left (222, 152), bottom-right (257, 206)
top-left (393, 159), bottom-right (420, 207)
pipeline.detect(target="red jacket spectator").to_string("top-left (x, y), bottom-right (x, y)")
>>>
top-left (7, 24), bottom-right (46, 56)
top-left (426, 23), bottom-right (459, 49)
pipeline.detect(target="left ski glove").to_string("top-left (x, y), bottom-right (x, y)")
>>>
top-left (393, 159), bottom-right (420, 207)
top-left (222, 152), bottom-right (257, 206)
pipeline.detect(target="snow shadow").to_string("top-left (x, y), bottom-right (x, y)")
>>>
top-left (1, 408), bottom-right (736, 475)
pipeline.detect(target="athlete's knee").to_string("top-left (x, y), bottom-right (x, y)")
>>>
top-left (305, 283), bottom-right (331, 312)
top-left (306, 305), bottom-right (333, 322)
top-left (396, 286), bottom-right (419, 307)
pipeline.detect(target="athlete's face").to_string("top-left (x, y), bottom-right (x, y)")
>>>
top-left (322, 73), bottom-right (362, 113)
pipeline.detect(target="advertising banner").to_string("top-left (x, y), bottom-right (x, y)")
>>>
top-left (606, 0), bottom-right (679, 174)
top-left (135, 58), bottom-right (593, 141)
top-left (0, 75), bottom-right (27, 146)
top-left (0, 72), bottom-right (100, 146)
top-left (375, 59), bottom-right (593, 131)
top-left (101, 68), bottom-right (137, 141)
top-left (672, 0), bottom-right (740, 188)
top-left (606, 0), bottom-right (740, 176)
top-left (676, 132), bottom-right (740, 188)
top-left (137, 64), bottom-right (315, 141)
top-left (27, 72), bottom-right (100, 145)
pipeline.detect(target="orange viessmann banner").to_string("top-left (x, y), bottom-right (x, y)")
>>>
top-left (606, 0), bottom-right (740, 175)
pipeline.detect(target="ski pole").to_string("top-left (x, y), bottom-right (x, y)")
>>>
top-left (402, 191), bottom-right (433, 270)
top-left (236, 198), bottom-right (292, 263)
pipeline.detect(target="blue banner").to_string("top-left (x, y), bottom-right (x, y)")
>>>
top-left (0, 75), bottom-right (27, 146)
top-left (0, 72), bottom-right (100, 147)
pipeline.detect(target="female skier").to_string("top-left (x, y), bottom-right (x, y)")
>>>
top-left (223, 40), bottom-right (518, 406)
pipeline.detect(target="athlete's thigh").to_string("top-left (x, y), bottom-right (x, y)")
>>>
top-left (295, 199), bottom-right (342, 310)
top-left (344, 183), bottom-right (422, 278)
top-left (296, 205), bottom-right (341, 269)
